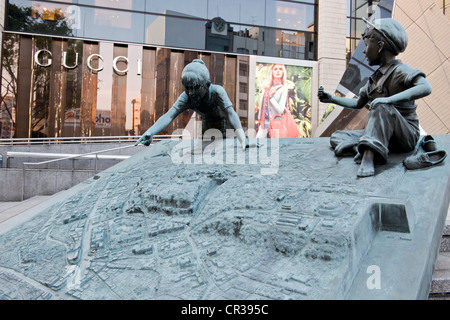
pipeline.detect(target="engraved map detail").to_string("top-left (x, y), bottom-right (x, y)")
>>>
top-left (0, 138), bottom-right (421, 300)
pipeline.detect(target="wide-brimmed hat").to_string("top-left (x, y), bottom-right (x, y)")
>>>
top-left (362, 17), bottom-right (408, 55)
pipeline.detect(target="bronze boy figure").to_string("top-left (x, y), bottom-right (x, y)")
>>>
top-left (318, 18), bottom-right (432, 177)
top-left (136, 59), bottom-right (248, 150)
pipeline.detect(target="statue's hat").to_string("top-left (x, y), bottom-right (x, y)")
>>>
top-left (363, 17), bottom-right (408, 55)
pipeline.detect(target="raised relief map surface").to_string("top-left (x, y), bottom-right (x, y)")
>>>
top-left (0, 136), bottom-right (449, 300)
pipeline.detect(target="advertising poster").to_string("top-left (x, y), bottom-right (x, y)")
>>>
top-left (64, 108), bottom-right (80, 126)
top-left (253, 61), bottom-right (314, 138)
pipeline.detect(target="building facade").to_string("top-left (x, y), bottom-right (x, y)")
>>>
top-left (315, 0), bottom-right (450, 136)
top-left (0, 0), bottom-right (448, 140)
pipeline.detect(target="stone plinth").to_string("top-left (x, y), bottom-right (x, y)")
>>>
top-left (0, 136), bottom-right (449, 300)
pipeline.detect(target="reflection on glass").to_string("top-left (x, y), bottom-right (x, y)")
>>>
top-left (290, 0), bottom-right (316, 3)
top-left (32, 36), bottom-right (51, 137)
top-left (266, 1), bottom-right (315, 30)
top-left (346, 0), bottom-right (383, 65)
top-left (372, 3), bottom-right (392, 19)
top-left (321, 0), bottom-right (394, 124)
top-left (0, 32), bottom-right (264, 139)
top-left (95, 42), bottom-right (114, 136)
top-left (351, 0), bottom-right (369, 19)
top-left (207, 0), bottom-right (264, 25)
top-left (125, 45), bottom-right (143, 136)
top-left (31, 3), bottom-right (65, 21)
top-left (342, 35), bottom-right (375, 96)
top-left (222, 25), bottom-right (315, 60)
top-left (79, 0), bottom-right (146, 11)
top-left (63, 39), bottom-right (83, 137)
top-left (7, 0), bottom-right (317, 61)
top-left (0, 34), bottom-right (20, 138)
top-left (344, 0), bottom-right (396, 95)
top-left (341, 61), bottom-right (371, 94)
top-left (146, 13), bottom-right (206, 49)
top-left (348, 18), bottom-right (368, 39)
top-left (38, 0), bottom-right (75, 3)
top-left (9, 0), bottom-right (74, 37)
top-left (146, 0), bottom-right (208, 18)
top-left (94, 8), bottom-right (132, 29)
top-left (79, 6), bottom-right (145, 43)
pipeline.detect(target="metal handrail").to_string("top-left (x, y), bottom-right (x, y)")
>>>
top-left (23, 144), bottom-right (137, 167)
top-left (5, 133), bottom-right (190, 169)
top-left (0, 134), bottom-right (187, 146)
top-left (20, 132), bottom-right (190, 168)
top-left (19, 144), bottom-right (140, 201)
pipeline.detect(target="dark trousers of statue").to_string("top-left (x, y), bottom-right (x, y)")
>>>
top-left (331, 104), bottom-right (420, 164)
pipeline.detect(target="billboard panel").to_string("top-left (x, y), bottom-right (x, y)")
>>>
top-left (248, 56), bottom-right (317, 138)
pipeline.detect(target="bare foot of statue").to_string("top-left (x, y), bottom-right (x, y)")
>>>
top-left (353, 152), bottom-right (362, 164)
top-left (357, 149), bottom-right (375, 177)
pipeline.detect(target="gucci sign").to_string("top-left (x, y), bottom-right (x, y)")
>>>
top-left (34, 49), bottom-right (142, 75)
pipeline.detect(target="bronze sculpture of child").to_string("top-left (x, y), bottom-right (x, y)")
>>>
top-left (136, 59), bottom-right (249, 150)
top-left (318, 18), bottom-right (434, 177)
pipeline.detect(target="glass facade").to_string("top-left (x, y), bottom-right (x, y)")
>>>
top-left (346, 0), bottom-right (380, 65)
top-left (6, 0), bottom-right (317, 60)
top-left (344, 0), bottom-right (394, 92)
top-left (1, 34), bottom-right (250, 138)
top-left (1, 0), bottom-right (318, 139)
top-left (320, 0), bottom-right (394, 127)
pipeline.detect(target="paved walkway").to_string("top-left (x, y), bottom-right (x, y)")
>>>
top-left (0, 196), bottom-right (52, 225)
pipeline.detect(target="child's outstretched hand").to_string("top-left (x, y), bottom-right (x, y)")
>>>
top-left (318, 86), bottom-right (333, 103)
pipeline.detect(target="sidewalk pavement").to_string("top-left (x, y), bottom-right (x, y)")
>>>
top-left (0, 196), bottom-right (52, 225)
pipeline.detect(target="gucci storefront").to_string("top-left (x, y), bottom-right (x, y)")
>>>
top-left (2, 34), bottom-right (252, 138)
top-left (0, 0), bottom-right (318, 139)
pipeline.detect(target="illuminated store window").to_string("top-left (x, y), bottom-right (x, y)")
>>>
top-left (266, 0), bottom-right (315, 30)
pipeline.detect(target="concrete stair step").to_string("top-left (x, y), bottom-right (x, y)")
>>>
top-left (439, 213), bottom-right (450, 253)
top-left (444, 224), bottom-right (450, 236)
top-left (441, 236), bottom-right (450, 253)
top-left (441, 221), bottom-right (450, 252)
top-left (428, 210), bottom-right (450, 299)
top-left (429, 252), bottom-right (450, 299)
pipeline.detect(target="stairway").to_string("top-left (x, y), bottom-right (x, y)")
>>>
top-left (429, 210), bottom-right (450, 300)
